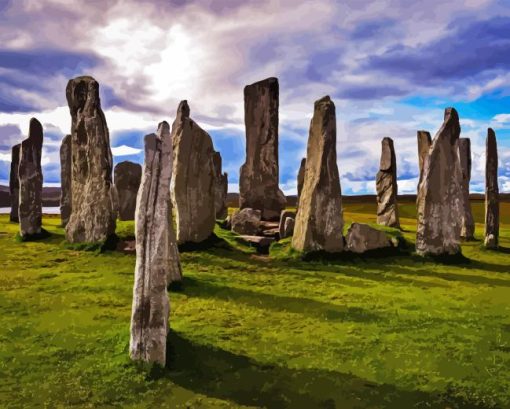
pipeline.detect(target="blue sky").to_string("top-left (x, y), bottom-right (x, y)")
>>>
top-left (0, 0), bottom-right (509, 194)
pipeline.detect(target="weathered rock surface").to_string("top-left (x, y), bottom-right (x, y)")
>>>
top-left (114, 161), bottom-right (142, 221)
top-left (346, 223), bottom-right (393, 253)
top-left (60, 134), bottom-right (72, 227)
top-left (279, 210), bottom-right (296, 239)
top-left (130, 122), bottom-right (182, 366)
top-left (297, 157), bottom-right (306, 209)
top-left (213, 151), bottom-right (228, 219)
top-left (9, 144), bottom-right (20, 222)
top-left (171, 101), bottom-right (216, 244)
top-left (65, 76), bottom-right (117, 243)
top-left (417, 130), bottom-right (432, 193)
top-left (458, 138), bottom-right (475, 239)
top-left (239, 77), bottom-right (286, 220)
top-left (485, 128), bottom-right (499, 248)
top-left (283, 217), bottom-right (295, 239)
top-left (237, 235), bottom-right (275, 254)
top-left (18, 118), bottom-right (43, 237)
top-left (416, 108), bottom-right (463, 256)
top-left (231, 208), bottom-right (261, 235)
top-left (376, 137), bottom-right (400, 228)
top-left (292, 96), bottom-right (344, 253)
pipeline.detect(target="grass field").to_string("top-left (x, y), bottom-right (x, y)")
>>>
top-left (0, 201), bottom-right (509, 408)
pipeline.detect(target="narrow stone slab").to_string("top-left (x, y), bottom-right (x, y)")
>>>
top-left (171, 101), bottom-right (216, 244)
top-left (114, 161), bottom-right (142, 221)
top-left (484, 128), bottom-right (499, 248)
top-left (279, 210), bottom-right (296, 239)
top-left (130, 122), bottom-right (182, 366)
top-left (237, 235), bottom-right (275, 253)
top-left (9, 144), bottom-right (21, 222)
top-left (458, 138), bottom-right (474, 239)
top-left (19, 118), bottom-right (43, 238)
top-left (213, 151), bottom-right (228, 219)
top-left (239, 77), bottom-right (286, 220)
top-left (417, 130), bottom-right (432, 193)
top-left (292, 96), bottom-right (344, 253)
top-left (416, 108), bottom-right (463, 256)
top-left (65, 76), bottom-right (117, 243)
top-left (60, 134), bottom-right (72, 227)
top-left (297, 157), bottom-right (306, 209)
top-left (376, 137), bottom-right (399, 228)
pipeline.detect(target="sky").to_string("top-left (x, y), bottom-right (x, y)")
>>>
top-left (0, 0), bottom-right (509, 195)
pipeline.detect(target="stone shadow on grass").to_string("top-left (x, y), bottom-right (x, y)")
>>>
top-left (178, 276), bottom-right (382, 323)
top-left (158, 330), bottom-right (493, 409)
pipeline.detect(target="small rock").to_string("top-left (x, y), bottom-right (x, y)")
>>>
top-left (231, 208), bottom-right (261, 235)
top-left (346, 223), bottom-right (393, 254)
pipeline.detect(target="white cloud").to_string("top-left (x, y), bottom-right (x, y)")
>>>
top-left (111, 145), bottom-right (143, 156)
top-left (0, 153), bottom-right (11, 162)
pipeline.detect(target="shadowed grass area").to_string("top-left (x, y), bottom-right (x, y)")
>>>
top-left (0, 200), bottom-right (509, 408)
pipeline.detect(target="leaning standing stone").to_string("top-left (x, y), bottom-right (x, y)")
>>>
top-left (292, 96), bottom-right (344, 253)
top-left (18, 118), bottom-right (43, 238)
top-left (65, 76), bottom-right (117, 243)
top-left (130, 122), bottom-right (182, 366)
top-left (458, 138), bottom-right (475, 239)
top-left (114, 161), bottom-right (142, 221)
top-left (239, 77), bottom-right (286, 220)
top-left (376, 137), bottom-right (400, 228)
top-left (9, 144), bottom-right (21, 222)
top-left (213, 151), bottom-right (228, 219)
top-left (484, 128), bottom-right (499, 249)
top-left (170, 101), bottom-right (216, 244)
top-left (60, 134), bottom-right (72, 227)
top-left (416, 108), bottom-right (463, 256)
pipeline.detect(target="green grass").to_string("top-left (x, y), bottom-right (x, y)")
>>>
top-left (0, 201), bottom-right (509, 408)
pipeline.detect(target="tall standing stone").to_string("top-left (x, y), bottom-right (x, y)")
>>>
top-left (417, 130), bottom-right (432, 193)
top-left (130, 122), bottom-right (182, 366)
top-left (114, 161), bottom-right (142, 221)
top-left (170, 101), bottom-right (216, 244)
top-left (9, 144), bottom-right (21, 222)
top-left (60, 134), bottom-right (72, 227)
top-left (18, 118), bottom-right (43, 238)
top-left (458, 138), bottom-right (475, 239)
top-left (239, 77), bottom-right (286, 220)
top-left (212, 151), bottom-right (228, 219)
top-left (376, 137), bottom-right (400, 228)
top-left (297, 157), bottom-right (306, 208)
top-left (292, 96), bottom-right (344, 253)
top-left (65, 76), bottom-right (116, 243)
top-left (484, 128), bottom-right (499, 249)
top-left (416, 108), bottom-right (463, 256)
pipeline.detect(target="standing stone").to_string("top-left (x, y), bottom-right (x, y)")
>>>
top-left (279, 209), bottom-right (295, 239)
top-left (292, 96), bottom-right (344, 253)
top-left (376, 137), bottom-right (400, 228)
top-left (130, 122), bottom-right (182, 366)
top-left (18, 118), bottom-right (43, 238)
top-left (239, 77), bottom-right (286, 220)
top-left (212, 151), bottom-right (228, 219)
top-left (9, 144), bottom-right (21, 222)
top-left (60, 134), bottom-right (72, 227)
top-left (458, 138), bottom-right (475, 239)
top-left (297, 157), bottom-right (306, 209)
top-left (417, 130), bottom-right (432, 193)
top-left (114, 161), bottom-right (142, 221)
top-left (170, 101), bottom-right (216, 244)
top-left (416, 108), bottom-right (463, 256)
top-left (65, 76), bottom-right (116, 243)
top-left (283, 217), bottom-right (295, 239)
top-left (484, 128), bottom-right (499, 249)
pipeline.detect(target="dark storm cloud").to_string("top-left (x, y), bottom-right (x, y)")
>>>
top-left (0, 49), bottom-right (100, 77)
top-left (366, 16), bottom-right (510, 84)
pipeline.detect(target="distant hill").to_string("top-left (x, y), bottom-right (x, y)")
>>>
top-left (1, 186), bottom-right (508, 208)
top-left (0, 185), bottom-right (60, 207)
